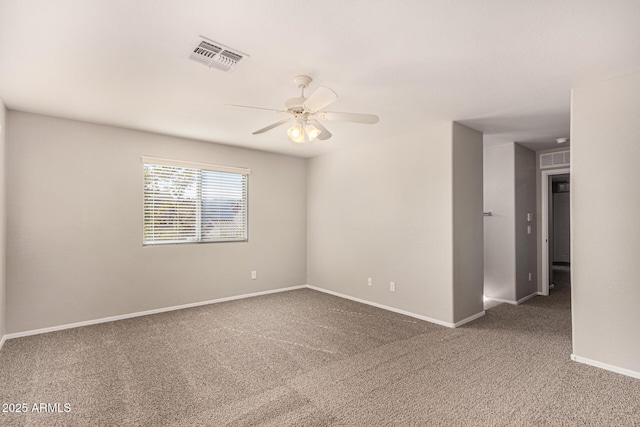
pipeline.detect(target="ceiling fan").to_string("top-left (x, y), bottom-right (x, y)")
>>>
top-left (227, 75), bottom-right (379, 143)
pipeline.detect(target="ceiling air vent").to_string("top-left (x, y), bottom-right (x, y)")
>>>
top-left (189, 37), bottom-right (249, 72)
top-left (540, 150), bottom-right (570, 169)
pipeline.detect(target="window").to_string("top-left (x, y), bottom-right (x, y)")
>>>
top-left (143, 156), bottom-right (250, 244)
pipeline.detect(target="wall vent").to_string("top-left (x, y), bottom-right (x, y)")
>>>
top-left (540, 150), bottom-right (570, 169)
top-left (189, 37), bottom-right (249, 72)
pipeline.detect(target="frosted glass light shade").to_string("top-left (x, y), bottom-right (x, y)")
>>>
top-left (287, 123), bottom-right (304, 143)
top-left (304, 124), bottom-right (321, 141)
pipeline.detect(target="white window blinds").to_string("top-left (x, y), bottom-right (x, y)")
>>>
top-left (142, 157), bottom-right (250, 245)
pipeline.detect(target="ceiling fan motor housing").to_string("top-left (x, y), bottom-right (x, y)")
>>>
top-left (285, 97), bottom-right (307, 112)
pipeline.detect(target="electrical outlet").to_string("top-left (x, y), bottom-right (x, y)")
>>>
top-left (527, 225), bottom-right (532, 234)
top-left (527, 212), bottom-right (533, 222)
top-left (528, 272), bottom-right (532, 282)
top-left (390, 282), bottom-right (396, 292)
top-left (368, 277), bottom-right (372, 286)
top-left (251, 271), bottom-right (257, 280)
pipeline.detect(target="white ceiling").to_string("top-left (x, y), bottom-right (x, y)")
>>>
top-left (1, 0), bottom-right (639, 157)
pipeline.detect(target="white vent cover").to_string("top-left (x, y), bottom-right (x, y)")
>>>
top-left (189, 37), bottom-right (248, 72)
top-left (540, 150), bottom-right (570, 169)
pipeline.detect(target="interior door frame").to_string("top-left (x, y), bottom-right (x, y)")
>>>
top-left (541, 167), bottom-right (570, 295)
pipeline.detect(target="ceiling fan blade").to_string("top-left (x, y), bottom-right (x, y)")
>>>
top-left (309, 119), bottom-right (332, 140)
top-left (303, 87), bottom-right (338, 112)
top-left (252, 118), bottom-right (292, 135)
top-left (317, 111), bottom-right (379, 124)
top-left (226, 104), bottom-right (286, 113)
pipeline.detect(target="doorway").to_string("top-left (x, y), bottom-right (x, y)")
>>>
top-left (541, 168), bottom-right (570, 295)
top-left (550, 174), bottom-right (570, 289)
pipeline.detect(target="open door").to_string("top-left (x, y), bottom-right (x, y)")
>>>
top-left (541, 168), bottom-right (570, 295)
top-left (550, 174), bottom-right (570, 288)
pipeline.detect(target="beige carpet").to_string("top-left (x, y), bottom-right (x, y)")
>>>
top-left (1, 272), bottom-right (639, 426)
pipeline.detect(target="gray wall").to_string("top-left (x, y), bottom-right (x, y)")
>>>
top-left (571, 71), bottom-right (640, 373)
top-left (307, 121), bottom-right (483, 325)
top-left (483, 143), bottom-right (516, 301)
top-left (452, 123), bottom-right (484, 322)
top-left (0, 99), bottom-right (5, 340)
top-left (514, 143), bottom-right (536, 300)
top-left (6, 111), bottom-right (307, 334)
top-left (483, 142), bottom-right (536, 302)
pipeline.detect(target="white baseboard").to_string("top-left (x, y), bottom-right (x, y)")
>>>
top-left (2, 283), bottom-right (488, 343)
top-left (454, 311), bottom-right (486, 327)
top-left (485, 292), bottom-right (538, 306)
top-left (4, 285), bottom-right (306, 340)
top-left (305, 285), bottom-right (484, 328)
top-left (571, 354), bottom-right (640, 380)
top-left (484, 296), bottom-right (517, 305)
top-left (516, 292), bottom-right (538, 304)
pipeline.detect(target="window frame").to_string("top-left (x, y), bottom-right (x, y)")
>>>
top-left (142, 156), bottom-right (250, 246)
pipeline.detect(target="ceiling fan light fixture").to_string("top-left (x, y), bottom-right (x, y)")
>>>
top-left (234, 75), bottom-right (379, 144)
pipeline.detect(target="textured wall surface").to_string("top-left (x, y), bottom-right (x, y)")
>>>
top-left (6, 112), bottom-right (307, 333)
top-left (571, 71), bottom-right (640, 374)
